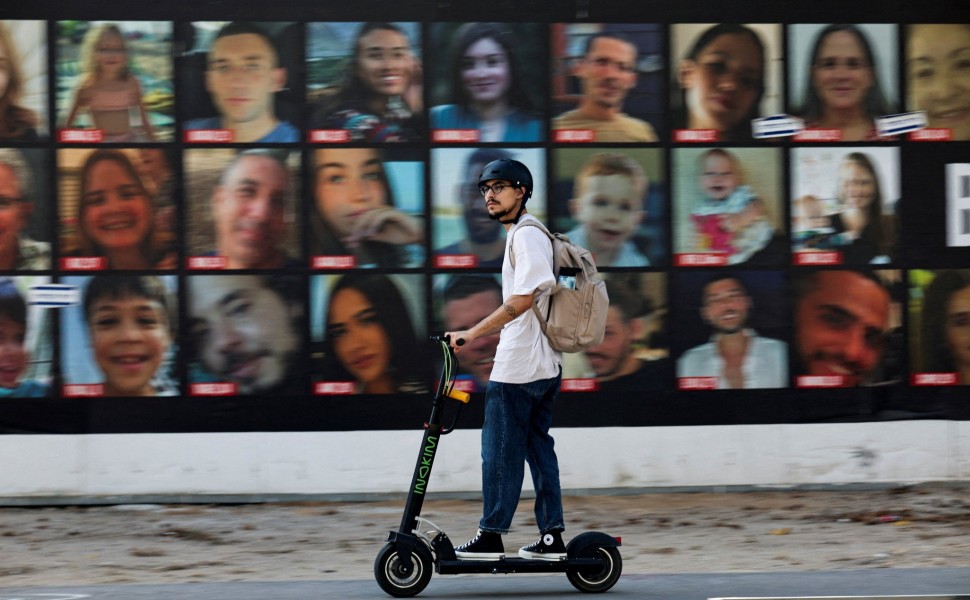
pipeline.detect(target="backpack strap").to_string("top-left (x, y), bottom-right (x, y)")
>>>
top-left (508, 219), bottom-right (553, 269)
top-left (508, 219), bottom-right (557, 327)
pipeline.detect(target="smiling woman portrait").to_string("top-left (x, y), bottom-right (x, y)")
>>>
top-left (312, 22), bottom-right (423, 142)
top-left (920, 270), bottom-right (970, 385)
top-left (675, 23), bottom-right (769, 142)
top-left (796, 24), bottom-right (895, 141)
top-left (430, 22), bottom-right (542, 142)
top-left (322, 273), bottom-right (428, 395)
top-left (907, 24), bottom-right (970, 141)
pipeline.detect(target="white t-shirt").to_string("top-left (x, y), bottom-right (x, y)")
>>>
top-left (676, 329), bottom-right (788, 389)
top-left (490, 215), bottom-right (562, 384)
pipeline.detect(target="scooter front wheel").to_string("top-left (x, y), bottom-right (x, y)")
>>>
top-left (374, 542), bottom-right (433, 597)
top-left (566, 546), bottom-right (622, 593)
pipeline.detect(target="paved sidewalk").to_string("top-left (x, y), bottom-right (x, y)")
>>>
top-left (0, 485), bottom-right (968, 586)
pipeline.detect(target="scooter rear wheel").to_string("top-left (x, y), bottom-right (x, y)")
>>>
top-left (566, 546), bottom-right (622, 593)
top-left (374, 542), bottom-right (433, 597)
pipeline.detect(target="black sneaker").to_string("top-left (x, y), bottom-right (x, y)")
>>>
top-left (455, 529), bottom-right (505, 560)
top-left (518, 529), bottom-right (567, 560)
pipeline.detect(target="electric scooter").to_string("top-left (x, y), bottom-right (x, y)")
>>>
top-left (375, 336), bottom-right (622, 597)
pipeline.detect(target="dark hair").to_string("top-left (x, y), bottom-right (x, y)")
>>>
top-left (78, 149), bottom-right (161, 265)
top-left (333, 22), bottom-right (410, 108)
top-left (0, 278), bottom-right (27, 326)
top-left (801, 24), bottom-right (892, 121)
top-left (680, 24), bottom-right (766, 140)
top-left (701, 273), bottom-right (748, 303)
top-left (582, 31), bottom-right (636, 58)
top-left (443, 274), bottom-right (501, 305)
top-left (83, 274), bottom-right (172, 334)
top-left (839, 152), bottom-right (885, 258)
top-left (603, 275), bottom-right (650, 323)
top-left (921, 270), bottom-right (970, 373)
top-left (309, 148), bottom-right (407, 267)
top-left (323, 273), bottom-right (423, 390)
top-left (155, 147), bottom-right (178, 175)
top-left (211, 21), bottom-right (280, 65)
top-left (219, 148), bottom-right (291, 185)
top-left (446, 22), bottom-right (536, 114)
top-left (793, 268), bottom-right (886, 305)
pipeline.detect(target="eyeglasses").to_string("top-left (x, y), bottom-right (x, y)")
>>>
top-left (479, 182), bottom-right (509, 196)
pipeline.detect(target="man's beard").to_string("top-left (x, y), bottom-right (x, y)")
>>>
top-left (487, 205), bottom-right (514, 222)
top-left (587, 347), bottom-right (629, 380)
top-left (713, 322), bottom-right (745, 335)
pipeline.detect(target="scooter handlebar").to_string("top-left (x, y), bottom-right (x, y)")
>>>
top-left (429, 334), bottom-right (464, 346)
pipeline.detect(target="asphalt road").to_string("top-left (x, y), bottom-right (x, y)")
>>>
top-left (0, 568), bottom-right (968, 599)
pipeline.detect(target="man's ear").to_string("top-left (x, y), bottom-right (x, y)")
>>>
top-left (272, 67), bottom-right (287, 93)
top-left (626, 66), bottom-right (639, 90)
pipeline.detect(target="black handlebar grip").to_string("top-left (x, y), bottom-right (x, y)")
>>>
top-left (456, 338), bottom-right (465, 346)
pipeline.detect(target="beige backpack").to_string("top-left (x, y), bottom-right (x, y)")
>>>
top-left (510, 220), bottom-right (609, 353)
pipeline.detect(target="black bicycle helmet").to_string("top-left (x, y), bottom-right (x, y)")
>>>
top-left (478, 158), bottom-right (533, 200)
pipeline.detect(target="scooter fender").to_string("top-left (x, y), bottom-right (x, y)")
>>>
top-left (566, 531), bottom-right (622, 558)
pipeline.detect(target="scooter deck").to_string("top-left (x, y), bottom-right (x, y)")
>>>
top-left (437, 556), bottom-right (605, 575)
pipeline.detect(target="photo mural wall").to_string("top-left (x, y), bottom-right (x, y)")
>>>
top-left (0, 0), bottom-right (967, 434)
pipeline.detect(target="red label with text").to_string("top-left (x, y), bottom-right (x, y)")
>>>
top-left (63, 384), bottom-right (104, 397)
top-left (678, 377), bottom-right (719, 390)
top-left (794, 251), bottom-right (842, 266)
top-left (434, 254), bottom-right (478, 269)
top-left (61, 257), bottom-right (107, 271)
top-left (561, 378), bottom-right (600, 392)
top-left (793, 129), bottom-right (842, 142)
top-left (675, 253), bottom-right (728, 267)
top-left (58, 129), bottom-right (103, 143)
top-left (553, 129), bottom-right (595, 143)
top-left (190, 382), bottom-right (238, 396)
top-left (184, 130), bottom-right (234, 143)
top-left (796, 375), bottom-right (846, 388)
top-left (309, 129), bottom-right (351, 143)
top-left (314, 381), bottom-right (357, 395)
top-left (673, 129), bottom-right (719, 143)
top-left (313, 255), bottom-right (357, 269)
top-left (432, 129), bottom-right (480, 143)
top-left (188, 256), bottom-right (228, 270)
top-left (909, 129), bottom-right (952, 142)
top-left (911, 372), bottom-right (959, 386)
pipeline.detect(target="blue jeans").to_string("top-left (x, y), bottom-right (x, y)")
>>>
top-left (479, 369), bottom-right (564, 535)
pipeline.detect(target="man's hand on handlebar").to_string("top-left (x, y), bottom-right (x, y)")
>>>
top-left (443, 330), bottom-right (472, 353)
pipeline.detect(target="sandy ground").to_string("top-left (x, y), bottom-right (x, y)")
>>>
top-left (1, 485), bottom-right (969, 586)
